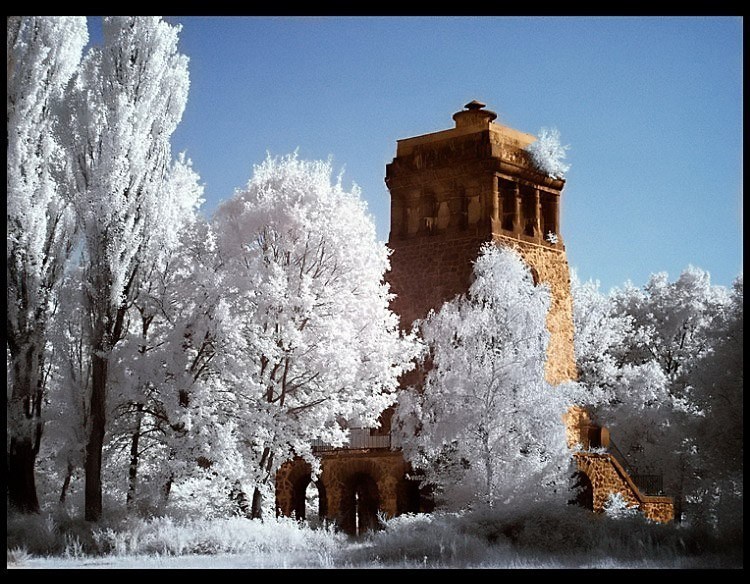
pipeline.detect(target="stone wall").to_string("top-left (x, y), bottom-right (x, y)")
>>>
top-left (275, 450), bottom-right (416, 533)
top-left (574, 452), bottom-right (674, 523)
top-left (319, 449), bottom-right (412, 520)
top-left (388, 232), bottom-right (486, 328)
top-left (387, 231), bottom-right (577, 387)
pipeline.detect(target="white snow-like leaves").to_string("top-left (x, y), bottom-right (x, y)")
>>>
top-left (571, 268), bottom-right (742, 531)
top-left (395, 244), bottom-right (572, 509)
top-left (7, 17), bottom-right (88, 445)
top-left (207, 152), bottom-right (418, 504)
top-left (526, 127), bottom-right (570, 179)
top-left (64, 16), bottom-right (192, 311)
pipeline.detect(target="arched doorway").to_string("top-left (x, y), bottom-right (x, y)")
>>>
top-left (305, 480), bottom-right (327, 527)
top-left (570, 470), bottom-right (594, 511)
top-left (292, 474), bottom-right (328, 525)
top-left (290, 475), bottom-right (327, 524)
top-left (341, 473), bottom-right (381, 536)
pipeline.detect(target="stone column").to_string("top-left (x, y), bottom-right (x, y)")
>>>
top-left (512, 183), bottom-right (522, 234)
top-left (321, 467), bottom-right (344, 524)
top-left (491, 176), bottom-right (501, 233)
top-left (533, 188), bottom-right (541, 239)
top-left (551, 194), bottom-right (560, 236)
top-left (377, 475), bottom-right (400, 518)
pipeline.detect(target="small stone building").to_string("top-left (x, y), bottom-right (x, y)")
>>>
top-left (275, 101), bottom-right (673, 532)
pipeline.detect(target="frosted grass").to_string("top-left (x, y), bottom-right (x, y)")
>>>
top-left (7, 507), bottom-right (742, 569)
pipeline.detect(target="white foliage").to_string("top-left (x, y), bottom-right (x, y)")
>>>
top-left (603, 492), bottom-right (639, 520)
top-left (612, 266), bottom-right (730, 390)
top-left (63, 16), bottom-right (192, 313)
top-left (526, 127), bottom-right (570, 179)
top-left (212, 152), bottom-right (418, 498)
top-left (7, 16), bottom-right (88, 444)
top-left (396, 244), bottom-right (572, 509)
top-left (571, 267), bottom-right (740, 530)
top-left (46, 16), bottom-right (202, 517)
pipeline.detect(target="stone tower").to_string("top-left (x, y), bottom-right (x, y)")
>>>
top-left (386, 100), bottom-right (577, 385)
top-left (275, 101), bottom-right (674, 529)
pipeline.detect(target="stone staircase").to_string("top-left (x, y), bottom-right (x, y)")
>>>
top-left (566, 407), bottom-right (674, 523)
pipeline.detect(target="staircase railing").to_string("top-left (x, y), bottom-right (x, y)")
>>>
top-left (608, 438), bottom-right (664, 496)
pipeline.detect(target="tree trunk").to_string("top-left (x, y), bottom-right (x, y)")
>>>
top-left (482, 433), bottom-right (494, 508)
top-left (7, 340), bottom-right (45, 514)
top-left (251, 487), bottom-right (264, 520)
top-left (162, 476), bottom-right (173, 506)
top-left (59, 462), bottom-right (74, 504)
top-left (251, 447), bottom-right (275, 519)
top-left (231, 482), bottom-right (252, 518)
top-left (84, 351), bottom-right (108, 522)
top-left (126, 403), bottom-right (144, 509)
top-left (7, 334), bottom-right (45, 513)
top-left (7, 436), bottom-right (40, 513)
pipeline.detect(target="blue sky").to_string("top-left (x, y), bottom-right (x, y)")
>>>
top-left (90, 16), bottom-right (743, 292)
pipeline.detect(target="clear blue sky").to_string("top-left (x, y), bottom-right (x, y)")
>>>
top-left (89, 16), bottom-right (743, 292)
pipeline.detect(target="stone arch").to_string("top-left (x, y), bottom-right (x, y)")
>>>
top-left (574, 453), bottom-right (640, 513)
top-left (276, 459), bottom-right (329, 523)
top-left (276, 459), bottom-right (307, 517)
top-left (521, 185), bottom-right (537, 237)
top-left (340, 472), bottom-right (381, 536)
top-left (323, 455), bottom-right (397, 535)
top-left (421, 191), bottom-right (438, 233)
top-left (285, 459), bottom-right (313, 520)
top-left (570, 470), bottom-right (594, 511)
top-left (302, 479), bottom-right (327, 524)
top-left (540, 191), bottom-right (558, 238)
top-left (499, 179), bottom-right (516, 231)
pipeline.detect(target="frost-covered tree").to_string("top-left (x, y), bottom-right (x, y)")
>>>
top-left (62, 16), bottom-right (193, 521)
top-left (612, 267), bottom-right (730, 397)
top-left (7, 16), bottom-right (88, 513)
top-left (570, 274), bottom-right (679, 468)
top-left (102, 157), bottom-right (203, 510)
top-left (395, 244), bottom-right (572, 509)
top-left (76, 212), bottom-right (246, 515)
top-left (571, 268), bottom-right (738, 527)
top-left (685, 274), bottom-right (742, 535)
top-left (43, 265), bottom-right (91, 507)
top-left (213, 153), bottom-right (416, 517)
top-left (572, 273), bottom-right (692, 509)
top-left (526, 127), bottom-right (570, 179)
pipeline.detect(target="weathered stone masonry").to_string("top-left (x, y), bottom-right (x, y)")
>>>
top-left (385, 100), bottom-right (577, 385)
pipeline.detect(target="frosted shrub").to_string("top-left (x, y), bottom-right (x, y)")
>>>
top-left (123, 516), bottom-right (344, 557)
top-left (6, 512), bottom-right (60, 555)
top-left (63, 535), bottom-right (86, 559)
top-left (526, 127), bottom-right (570, 179)
top-left (7, 547), bottom-right (32, 566)
top-left (354, 513), bottom-right (492, 567)
top-left (603, 492), bottom-right (640, 519)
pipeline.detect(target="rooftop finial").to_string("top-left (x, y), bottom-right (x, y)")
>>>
top-left (464, 99), bottom-right (487, 110)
